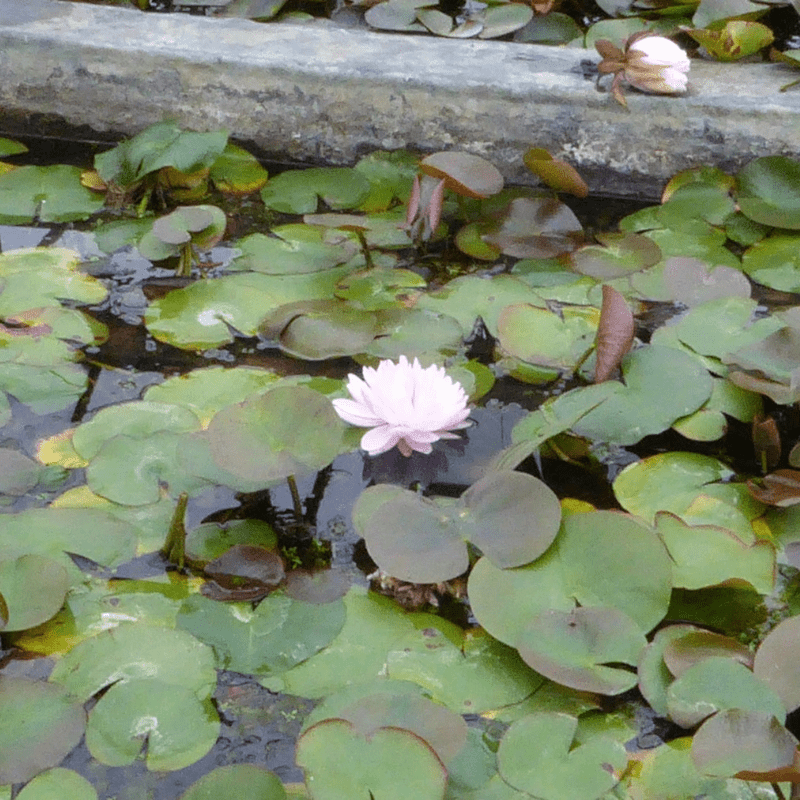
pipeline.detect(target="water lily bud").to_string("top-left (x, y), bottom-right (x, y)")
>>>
top-left (624, 36), bottom-right (690, 94)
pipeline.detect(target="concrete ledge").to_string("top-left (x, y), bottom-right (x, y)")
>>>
top-left (1, 0), bottom-right (799, 198)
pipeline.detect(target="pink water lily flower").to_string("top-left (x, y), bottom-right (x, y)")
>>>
top-left (332, 356), bottom-right (471, 457)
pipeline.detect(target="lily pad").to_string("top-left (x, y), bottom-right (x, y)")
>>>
top-left (179, 766), bottom-right (286, 800)
top-left (260, 167), bottom-right (371, 213)
top-left (85, 679), bottom-right (219, 771)
top-left (231, 225), bottom-right (359, 275)
top-left (497, 304), bottom-right (598, 375)
top-left (0, 677), bottom-right (86, 784)
top-left (497, 712), bottom-right (627, 800)
top-left (691, 709), bottom-right (799, 778)
top-left (742, 235), bottom-right (800, 292)
top-left (353, 471), bottom-right (561, 583)
top-left (666, 657), bottom-right (785, 728)
top-left (144, 269), bottom-right (353, 350)
top-left (655, 512), bottom-right (774, 593)
top-left (558, 510), bottom-right (672, 633)
top-left (737, 156), bottom-right (800, 230)
top-left (261, 588), bottom-right (418, 699)
top-left (0, 554), bottom-right (69, 632)
top-left (753, 614), bottom-right (800, 713)
top-left (0, 507), bottom-right (139, 579)
top-left (613, 452), bottom-right (762, 527)
top-left (386, 626), bottom-right (545, 714)
top-left (297, 718), bottom-right (447, 800)
top-left (571, 345), bottom-right (713, 445)
top-left (142, 366), bottom-right (280, 426)
top-left (570, 233), bottom-right (661, 279)
top-left (517, 606), bottom-right (646, 695)
top-left (200, 385), bottom-right (346, 484)
top-left (0, 165), bottom-right (104, 224)
top-left (415, 274), bottom-right (546, 337)
top-left (15, 769), bottom-right (97, 800)
top-left (209, 143), bottom-right (270, 194)
top-left (663, 257), bottom-right (751, 306)
top-left (49, 622), bottom-right (217, 702)
top-left (176, 591), bottom-right (346, 675)
top-left (95, 122), bottom-right (228, 189)
top-left (0, 247), bottom-right (108, 315)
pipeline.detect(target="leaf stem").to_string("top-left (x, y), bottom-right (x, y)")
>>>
top-left (161, 492), bottom-right (189, 569)
top-left (287, 474), bottom-right (304, 522)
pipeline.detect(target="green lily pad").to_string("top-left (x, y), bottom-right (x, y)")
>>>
top-left (626, 738), bottom-right (724, 800)
top-left (85, 679), bottom-right (219, 771)
top-left (0, 507), bottom-right (139, 579)
top-left (231, 225), bottom-right (359, 275)
top-left (467, 551), bottom-right (573, 648)
top-left (655, 512), bottom-right (775, 593)
top-left (11, 578), bottom-right (188, 658)
top-left (386, 626), bottom-right (545, 714)
top-left (260, 167), bottom-right (371, 213)
top-left (666, 657), bottom-right (785, 728)
top-left (737, 156), bottom-right (800, 230)
top-left (663, 257), bottom-right (751, 306)
top-left (353, 471), bottom-right (561, 583)
top-left (571, 345), bottom-right (713, 445)
top-left (144, 269), bottom-right (353, 350)
top-left (200, 385), bottom-right (346, 484)
top-left (176, 591), bottom-right (346, 675)
top-left (0, 165), bottom-right (104, 224)
top-left (417, 274), bottom-right (546, 337)
top-left (691, 709), bottom-right (799, 778)
top-left (0, 554), bottom-right (69, 632)
top-left (297, 718), bottom-right (447, 800)
top-left (497, 304), bottom-right (598, 375)
top-left (352, 149), bottom-right (419, 212)
top-left (0, 677), bottom-right (86, 784)
top-left (0, 247), bottom-right (108, 315)
top-left (0, 333), bottom-right (90, 414)
top-left (95, 122), bottom-right (228, 188)
top-left (570, 233), bottom-right (661, 279)
top-left (261, 588), bottom-right (418, 699)
top-left (312, 688), bottom-right (467, 765)
top-left (86, 432), bottom-right (213, 506)
top-left (15, 769), bottom-right (97, 800)
top-left (686, 21), bottom-right (774, 61)
top-left (637, 624), bottom-right (701, 717)
top-left (209, 143), bottom-right (270, 194)
top-left (335, 267), bottom-right (427, 311)
top-left (558, 510), bottom-right (672, 633)
top-left (49, 622), bottom-right (217, 702)
top-left (742, 235), bottom-right (800, 292)
top-left (179, 766), bottom-right (286, 800)
top-left (497, 712), bottom-right (627, 800)
top-left (360, 307), bottom-right (464, 362)
top-left (138, 205), bottom-right (227, 261)
top-left (72, 401), bottom-right (201, 460)
top-left (186, 518), bottom-right (278, 561)
top-left (0, 449), bottom-right (63, 497)
top-left (614, 451), bottom-right (764, 528)
top-left (260, 300), bottom-right (381, 360)
top-left (672, 377), bottom-right (762, 442)
top-left (663, 629), bottom-right (753, 678)
top-left (142, 366), bottom-right (280, 426)
top-left (364, 0), bottom-right (428, 32)
top-left (517, 606), bottom-right (646, 695)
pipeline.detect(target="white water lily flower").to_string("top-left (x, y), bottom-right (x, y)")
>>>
top-left (625, 36), bottom-right (690, 94)
top-left (332, 356), bottom-right (471, 457)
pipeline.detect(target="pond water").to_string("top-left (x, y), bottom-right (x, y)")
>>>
top-left (2, 124), bottom-right (800, 800)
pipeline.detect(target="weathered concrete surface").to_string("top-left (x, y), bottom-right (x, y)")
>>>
top-left (0, 0), bottom-right (798, 198)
